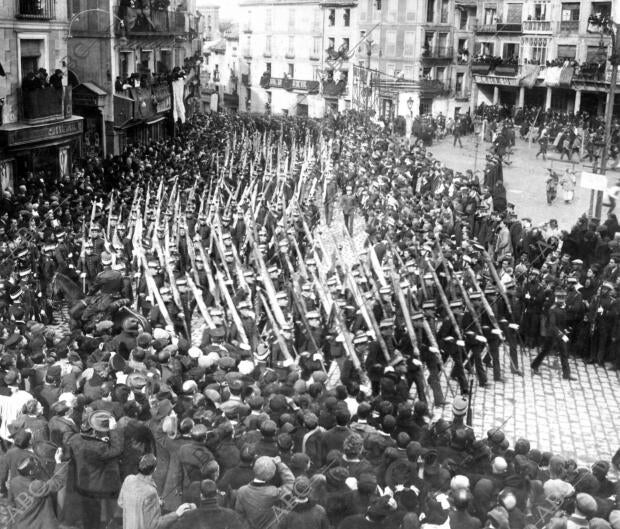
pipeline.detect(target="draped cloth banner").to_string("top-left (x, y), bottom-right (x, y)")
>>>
top-left (544, 66), bottom-right (562, 87)
top-left (172, 78), bottom-right (186, 123)
top-left (518, 64), bottom-right (540, 88)
top-left (559, 65), bottom-right (574, 88)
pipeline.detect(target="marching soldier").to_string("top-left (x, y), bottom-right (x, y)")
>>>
top-left (531, 289), bottom-right (575, 380)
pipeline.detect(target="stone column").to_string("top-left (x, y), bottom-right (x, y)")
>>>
top-left (518, 86), bottom-right (525, 107)
top-left (493, 86), bottom-right (499, 104)
top-left (574, 89), bottom-right (581, 113)
top-left (545, 87), bottom-right (552, 110)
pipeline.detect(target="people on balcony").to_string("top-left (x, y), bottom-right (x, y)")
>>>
top-left (49, 70), bottom-right (64, 90)
top-left (21, 68), bottom-right (64, 93)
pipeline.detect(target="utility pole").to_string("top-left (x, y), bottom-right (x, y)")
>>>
top-left (595, 14), bottom-right (620, 220)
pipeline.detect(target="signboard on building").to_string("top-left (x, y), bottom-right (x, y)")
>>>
top-left (580, 171), bottom-right (607, 191)
top-left (0, 118), bottom-right (83, 147)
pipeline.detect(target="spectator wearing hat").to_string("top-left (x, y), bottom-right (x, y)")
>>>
top-left (235, 455), bottom-right (294, 529)
top-left (118, 454), bottom-right (195, 529)
top-left (67, 409), bottom-right (124, 529)
top-left (276, 475), bottom-right (329, 529)
top-left (7, 447), bottom-right (68, 529)
top-left (176, 424), bottom-right (215, 499)
top-left (339, 495), bottom-right (399, 529)
top-left (449, 488), bottom-right (481, 529)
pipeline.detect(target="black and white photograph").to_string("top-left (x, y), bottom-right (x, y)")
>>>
top-left (0, 0), bottom-right (619, 528)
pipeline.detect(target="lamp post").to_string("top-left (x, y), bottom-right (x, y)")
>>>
top-left (473, 118), bottom-right (482, 173)
top-left (591, 15), bottom-right (619, 220)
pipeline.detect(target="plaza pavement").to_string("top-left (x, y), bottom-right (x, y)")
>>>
top-left (430, 133), bottom-right (620, 230)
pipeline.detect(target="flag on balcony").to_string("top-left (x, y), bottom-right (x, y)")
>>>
top-left (544, 66), bottom-right (562, 87)
top-left (559, 65), bottom-right (574, 87)
top-left (518, 64), bottom-right (540, 88)
top-left (172, 78), bottom-right (186, 123)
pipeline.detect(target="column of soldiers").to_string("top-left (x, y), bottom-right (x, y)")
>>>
top-left (1, 110), bottom-right (619, 411)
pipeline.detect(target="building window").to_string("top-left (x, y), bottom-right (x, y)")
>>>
top-left (140, 50), bottom-right (152, 72)
top-left (525, 37), bottom-right (547, 64)
top-left (427, 0), bottom-right (435, 23)
top-left (265, 35), bottom-right (272, 54)
top-left (158, 49), bottom-right (172, 73)
top-left (441, 0), bottom-right (449, 23)
top-left (456, 72), bottom-right (464, 93)
top-left (344, 8), bottom-right (350, 26)
top-left (328, 37), bottom-right (335, 49)
top-left (436, 66), bottom-right (445, 81)
top-left (385, 30), bottom-right (397, 57)
top-left (266, 8), bottom-right (272, 31)
top-left (359, 1), bottom-right (367, 21)
top-left (119, 50), bottom-right (131, 80)
top-left (476, 41), bottom-right (494, 55)
top-left (288, 63), bottom-right (294, 77)
top-left (557, 44), bottom-right (576, 60)
top-left (329, 9), bottom-right (336, 26)
top-left (533, 2), bottom-right (548, 20)
top-left (313, 37), bottom-right (321, 55)
top-left (288, 8), bottom-right (295, 31)
top-left (503, 42), bottom-right (519, 59)
top-left (484, 8), bottom-right (496, 24)
top-left (506, 3), bottom-right (523, 23)
top-left (404, 31), bottom-right (415, 57)
top-left (561, 3), bottom-right (580, 20)
top-left (19, 38), bottom-right (44, 83)
top-left (387, 0), bottom-right (398, 21)
top-left (403, 65), bottom-right (414, 79)
top-left (459, 10), bottom-right (468, 29)
top-left (312, 65), bottom-right (320, 79)
top-left (266, 62), bottom-right (271, 73)
top-left (288, 36), bottom-right (295, 56)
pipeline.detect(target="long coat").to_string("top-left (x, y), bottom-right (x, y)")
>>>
top-left (67, 430), bottom-right (124, 498)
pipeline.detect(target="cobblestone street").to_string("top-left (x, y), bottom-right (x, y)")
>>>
top-left (318, 161), bottom-right (620, 476)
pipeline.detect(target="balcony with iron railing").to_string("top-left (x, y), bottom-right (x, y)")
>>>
top-left (20, 85), bottom-right (70, 124)
top-left (522, 19), bottom-right (552, 32)
top-left (496, 23), bottom-right (522, 33)
top-left (419, 79), bottom-right (449, 94)
top-left (270, 77), bottom-right (320, 93)
top-left (114, 7), bottom-right (188, 35)
top-left (16, 0), bottom-right (55, 19)
top-left (421, 46), bottom-right (454, 61)
top-left (474, 23), bottom-right (497, 33)
top-left (559, 20), bottom-right (580, 33)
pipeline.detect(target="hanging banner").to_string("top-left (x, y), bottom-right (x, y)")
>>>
top-left (172, 78), bottom-right (186, 123)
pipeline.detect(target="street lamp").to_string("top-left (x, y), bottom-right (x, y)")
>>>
top-left (473, 118), bottom-right (482, 173)
top-left (590, 15), bottom-right (619, 219)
